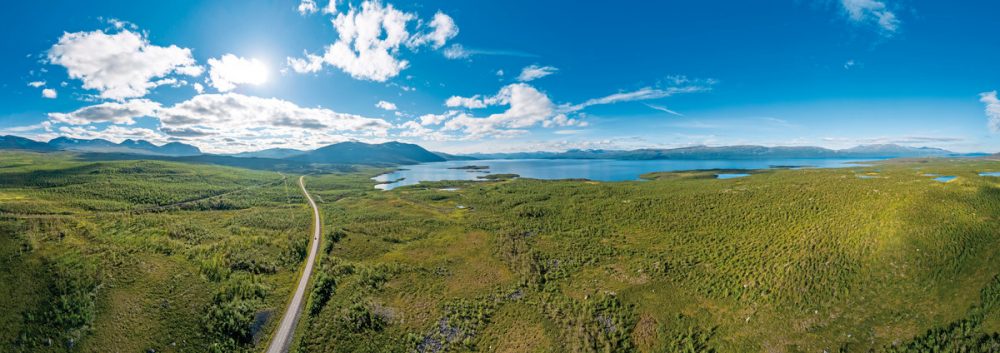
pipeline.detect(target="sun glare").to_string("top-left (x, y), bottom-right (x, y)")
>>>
top-left (233, 57), bottom-right (268, 86)
top-left (207, 54), bottom-right (269, 91)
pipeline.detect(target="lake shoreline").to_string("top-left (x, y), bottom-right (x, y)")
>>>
top-left (373, 158), bottom-right (880, 190)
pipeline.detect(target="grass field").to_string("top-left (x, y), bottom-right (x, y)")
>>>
top-left (4, 151), bottom-right (1000, 352)
top-left (0, 151), bottom-right (312, 352)
top-left (296, 157), bottom-right (1000, 352)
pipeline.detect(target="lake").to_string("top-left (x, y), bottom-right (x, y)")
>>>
top-left (934, 176), bottom-right (957, 183)
top-left (373, 158), bottom-right (875, 190)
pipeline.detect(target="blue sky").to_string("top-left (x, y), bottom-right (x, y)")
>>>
top-left (2, 0), bottom-right (1000, 153)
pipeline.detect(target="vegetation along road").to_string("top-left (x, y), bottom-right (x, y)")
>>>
top-left (266, 176), bottom-right (321, 353)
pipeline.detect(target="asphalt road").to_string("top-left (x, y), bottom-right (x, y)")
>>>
top-left (265, 176), bottom-right (321, 353)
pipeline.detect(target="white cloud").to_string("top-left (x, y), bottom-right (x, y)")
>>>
top-left (517, 65), bottom-right (558, 82)
top-left (445, 95), bottom-right (493, 109)
top-left (441, 83), bottom-right (582, 139)
top-left (430, 78), bottom-right (712, 140)
top-left (47, 28), bottom-right (203, 100)
top-left (398, 120), bottom-right (456, 141)
top-left (644, 103), bottom-right (683, 116)
top-left (322, 0), bottom-right (339, 14)
top-left (207, 54), bottom-right (269, 92)
top-left (408, 12), bottom-right (458, 49)
top-left (441, 43), bottom-right (537, 60)
top-left (562, 85), bottom-right (711, 113)
top-left (840, 0), bottom-right (900, 35)
top-left (28, 81), bottom-right (46, 88)
top-left (443, 43), bottom-right (469, 59)
top-left (980, 91), bottom-right (1000, 133)
top-left (288, 1), bottom-right (413, 81)
top-left (193, 82), bottom-right (204, 94)
top-left (0, 121), bottom-right (53, 135)
top-left (288, 1), bottom-right (457, 81)
top-left (45, 93), bottom-right (395, 153)
top-left (42, 88), bottom-right (57, 99)
top-left (376, 100), bottom-right (397, 110)
top-left (298, 0), bottom-right (318, 15)
top-left (106, 18), bottom-right (137, 31)
top-left (54, 125), bottom-right (169, 145)
top-left (156, 93), bottom-right (391, 134)
top-left (48, 99), bottom-right (160, 125)
top-left (496, 69), bottom-right (504, 76)
top-left (418, 110), bottom-right (461, 126)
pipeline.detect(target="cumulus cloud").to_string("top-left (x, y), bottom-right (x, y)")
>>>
top-left (42, 88), bottom-right (58, 99)
top-left (980, 91), bottom-right (1000, 133)
top-left (156, 93), bottom-right (391, 134)
top-left (323, 0), bottom-right (339, 14)
top-left (427, 77), bottom-right (713, 140)
top-left (52, 125), bottom-right (169, 145)
top-left (207, 54), bottom-right (269, 92)
top-left (441, 83), bottom-right (583, 139)
top-left (418, 111), bottom-right (461, 126)
top-left (376, 100), bottom-right (397, 110)
top-left (193, 82), bottom-right (204, 94)
top-left (288, 1), bottom-right (457, 81)
top-left (445, 95), bottom-right (494, 109)
top-left (298, 0), bottom-right (318, 15)
top-left (408, 12), bottom-right (458, 49)
top-left (840, 0), bottom-right (900, 35)
top-left (47, 28), bottom-right (203, 100)
top-left (45, 93), bottom-right (395, 153)
top-left (28, 81), bottom-right (46, 88)
top-left (398, 120), bottom-right (457, 141)
top-left (48, 99), bottom-right (160, 125)
top-left (517, 65), bottom-right (558, 82)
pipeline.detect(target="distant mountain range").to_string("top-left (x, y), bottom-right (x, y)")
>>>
top-left (288, 141), bottom-right (445, 165)
top-left (1, 134), bottom-right (986, 167)
top-left (228, 142), bottom-right (452, 164)
top-left (0, 135), bottom-right (445, 165)
top-left (230, 148), bottom-right (306, 159)
top-left (466, 144), bottom-right (981, 160)
top-left (1, 135), bottom-right (201, 156)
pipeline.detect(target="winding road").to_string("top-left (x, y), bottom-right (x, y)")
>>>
top-left (266, 176), bottom-right (321, 353)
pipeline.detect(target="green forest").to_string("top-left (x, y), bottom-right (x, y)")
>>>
top-left (4, 150), bottom-right (1000, 352)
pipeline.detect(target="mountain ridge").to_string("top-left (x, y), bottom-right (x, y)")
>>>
top-left (43, 136), bottom-right (202, 156)
top-left (289, 141), bottom-right (446, 165)
top-left (464, 144), bottom-right (975, 160)
top-left (1, 134), bottom-right (985, 165)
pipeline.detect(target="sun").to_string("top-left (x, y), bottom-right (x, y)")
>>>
top-left (237, 58), bottom-right (269, 86)
top-left (208, 54), bottom-right (269, 91)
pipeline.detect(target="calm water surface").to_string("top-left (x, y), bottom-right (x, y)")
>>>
top-left (716, 173), bottom-right (750, 179)
top-left (374, 158), bottom-right (875, 190)
top-left (934, 176), bottom-right (957, 183)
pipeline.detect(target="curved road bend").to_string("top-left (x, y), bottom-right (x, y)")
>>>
top-left (266, 176), bottom-right (321, 353)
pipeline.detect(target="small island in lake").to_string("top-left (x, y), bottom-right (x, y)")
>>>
top-left (478, 173), bottom-right (519, 180)
top-left (448, 165), bottom-right (490, 170)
